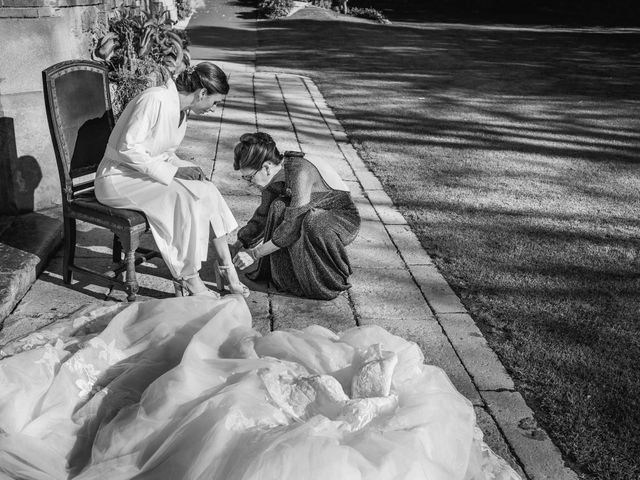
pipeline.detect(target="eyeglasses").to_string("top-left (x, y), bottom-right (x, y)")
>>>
top-left (241, 166), bottom-right (261, 183)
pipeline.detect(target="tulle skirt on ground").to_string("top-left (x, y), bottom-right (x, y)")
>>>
top-left (0, 296), bottom-right (521, 480)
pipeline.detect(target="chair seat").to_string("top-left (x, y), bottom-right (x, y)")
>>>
top-left (69, 193), bottom-right (149, 230)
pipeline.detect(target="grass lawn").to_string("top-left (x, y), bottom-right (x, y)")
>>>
top-left (255, 7), bottom-right (640, 479)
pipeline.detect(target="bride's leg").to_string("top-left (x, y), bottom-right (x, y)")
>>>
top-left (211, 235), bottom-right (250, 297)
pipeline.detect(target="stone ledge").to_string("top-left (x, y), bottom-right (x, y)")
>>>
top-left (482, 391), bottom-right (579, 480)
top-left (437, 312), bottom-right (515, 391)
top-left (0, 208), bottom-right (62, 324)
top-left (410, 263), bottom-right (467, 314)
top-left (474, 406), bottom-right (527, 478)
top-left (365, 189), bottom-right (407, 225)
top-left (386, 224), bottom-right (434, 266)
top-left (0, 5), bottom-right (60, 16)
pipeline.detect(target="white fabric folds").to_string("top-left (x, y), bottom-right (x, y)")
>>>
top-left (0, 297), bottom-right (521, 480)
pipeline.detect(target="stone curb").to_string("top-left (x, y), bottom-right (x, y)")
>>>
top-left (298, 74), bottom-right (578, 479)
top-left (0, 208), bottom-right (63, 324)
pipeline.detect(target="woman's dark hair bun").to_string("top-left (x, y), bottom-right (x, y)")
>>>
top-left (175, 62), bottom-right (229, 95)
top-left (240, 132), bottom-right (275, 146)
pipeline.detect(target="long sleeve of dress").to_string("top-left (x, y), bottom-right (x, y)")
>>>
top-left (113, 93), bottom-right (178, 185)
top-left (237, 183), bottom-right (284, 248)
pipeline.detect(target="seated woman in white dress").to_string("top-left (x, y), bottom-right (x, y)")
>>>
top-left (95, 62), bottom-right (248, 298)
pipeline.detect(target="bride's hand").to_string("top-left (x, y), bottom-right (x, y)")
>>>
top-left (175, 166), bottom-right (205, 180)
top-left (233, 249), bottom-right (256, 270)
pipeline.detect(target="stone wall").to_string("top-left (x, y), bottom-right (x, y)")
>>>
top-left (0, 0), bottom-right (108, 214)
top-left (0, 0), bottom-right (177, 215)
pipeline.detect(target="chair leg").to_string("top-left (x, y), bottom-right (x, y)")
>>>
top-left (112, 235), bottom-right (123, 264)
top-left (63, 217), bottom-right (76, 284)
top-left (120, 233), bottom-right (140, 302)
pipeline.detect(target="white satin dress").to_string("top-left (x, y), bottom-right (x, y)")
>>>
top-left (95, 80), bottom-right (237, 280)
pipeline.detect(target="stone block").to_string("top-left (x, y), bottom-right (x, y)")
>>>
top-left (348, 219), bottom-right (405, 270)
top-left (2, 0), bottom-right (46, 7)
top-left (271, 292), bottom-right (356, 332)
top-left (0, 7), bottom-right (39, 17)
top-left (0, 209), bottom-right (62, 321)
top-left (353, 167), bottom-right (384, 191)
top-left (386, 224), bottom-right (434, 266)
top-left (277, 74), bottom-right (310, 98)
top-left (0, 92), bottom-right (62, 211)
top-left (474, 406), bottom-right (526, 478)
top-left (361, 316), bottom-right (481, 405)
top-left (365, 190), bottom-right (407, 225)
top-left (338, 142), bottom-right (367, 171)
top-left (350, 267), bottom-right (434, 323)
top-left (437, 313), bottom-right (515, 391)
top-left (352, 195), bottom-right (381, 222)
top-left (482, 391), bottom-right (579, 480)
top-left (411, 264), bottom-right (467, 314)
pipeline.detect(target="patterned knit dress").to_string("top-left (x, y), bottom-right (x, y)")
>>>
top-left (237, 154), bottom-right (360, 300)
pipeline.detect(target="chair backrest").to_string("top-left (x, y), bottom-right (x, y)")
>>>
top-left (42, 60), bottom-right (115, 202)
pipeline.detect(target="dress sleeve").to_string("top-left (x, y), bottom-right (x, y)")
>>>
top-left (237, 184), bottom-right (282, 249)
top-left (114, 92), bottom-right (178, 185)
top-left (270, 159), bottom-right (316, 248)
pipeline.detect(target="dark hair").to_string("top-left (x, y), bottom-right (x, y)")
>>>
top-left (233, 132), bottom-right (283, 171)
top-left (175, 62), bottom-right (229, 95)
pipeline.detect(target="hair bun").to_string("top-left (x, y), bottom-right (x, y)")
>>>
top-left (284, 150), bottom-right (305, 157)
top-left (240, 132), bottom-right (275, 146)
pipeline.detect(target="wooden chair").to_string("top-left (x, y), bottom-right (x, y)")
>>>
top-left (42, 59), bottom-right (160, 301)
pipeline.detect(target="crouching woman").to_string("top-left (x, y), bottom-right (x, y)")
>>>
top-left (232, 132), bottom-right (360, 300)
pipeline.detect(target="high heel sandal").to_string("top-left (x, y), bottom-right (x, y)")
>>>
top-left (173, 275), bottom-right (221, 299)
top-left (214, 262), bottom-right (250, 298)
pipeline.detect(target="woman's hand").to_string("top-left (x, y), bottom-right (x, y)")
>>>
top-left (175, 166), bottom-right (206, 181)
top-left (229, 240), bottom-right (242, 258)
top-left (233, 248), bottom-right (258, 270)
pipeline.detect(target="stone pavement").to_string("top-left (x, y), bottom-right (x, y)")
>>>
top-left (0, 0), bottom-right (579, 478)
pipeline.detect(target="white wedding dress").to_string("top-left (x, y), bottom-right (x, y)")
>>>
top-left (0, 296), bottom-right (521, 480)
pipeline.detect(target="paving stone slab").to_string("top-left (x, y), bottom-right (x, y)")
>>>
top-left (348, 219), bottom-right (405, 270)
top-left (246, 291), bottom-right (270, 335)
top-left (343, 180), bottom-right (364, 198)
top-left (350, 267), bottom-right (435, 323)
top-left (438, 313), bottom-right (515, 391)
top-left (386, 224), bottom-right (434, 266)
top-left (365, 189), bottom-right (408, 225)
top-left (352, 195), bottom-right (382, 222)
top-left (338, 142), bottom-right (368, 171)
top-left (271, 292), bottom-right (355, 332)
top-left (275, 74), bottom-right (309, 98)
top-left (43, 255), bottom-right (174, 304)
top-left (411, 264), bottom-right (467, 314)
top-left (482, 391), bottom-right (579, 480)
top-left (361, 316), bottom-right (482, 405)
top-left (474, 406), bottom-right (527, 478)
top-left (225, 72), bottom-right (255, 98)
top-left (0, 279), bottom-right (112, 347)
top-left (352, 166), bottom-right (384, 191)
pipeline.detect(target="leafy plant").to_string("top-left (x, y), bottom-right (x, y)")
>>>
top-left (311, 0), bottom-right (332, 8)
top-left (92, 5), bottom-right (190, 116)
top-left (175, 0), bottom-right (193, 20)
top-left (258, 0), bottom-right (294, 18)
top-left (348, 6), bottom-right (389, 23)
